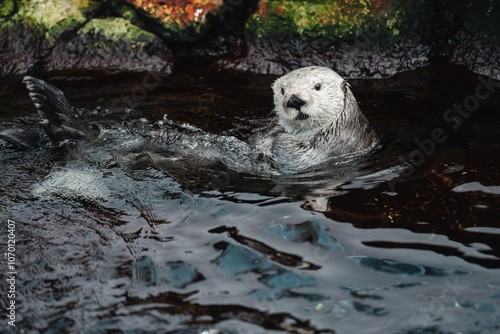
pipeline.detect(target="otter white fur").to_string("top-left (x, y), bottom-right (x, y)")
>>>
top-left (21, 67), bottom-right (378, 176)
top-left (256, 66), bottom-right (379, 173)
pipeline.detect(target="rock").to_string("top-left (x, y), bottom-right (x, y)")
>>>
top-left (45, 17), bottom-right (173, 73)
top-left (0, 20), bottom-right (45, 76)
top-left (216, 35), bottom-right (430, 78)
top-left (0, 0), bottom-right (92, 76)
top-left (215, 0), bottom-right (434, 78)
top-left (0, 0), bottom-right (173, 76)
top-left (213, 0), bottom-right (500, 80)
top-left (449, 0), bottom-right (500, 80)
top-left (452, 32), bottom-right (500, 80)
top-left (0, 0), bottom-right (499, 79)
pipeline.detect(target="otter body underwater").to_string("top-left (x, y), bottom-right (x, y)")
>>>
top-left (16, 66), bottom-right (379, 175)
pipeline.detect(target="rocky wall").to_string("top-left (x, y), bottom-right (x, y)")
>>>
top-left (0, 0), bottom-right (174, 76)
top-left (0, 0), bottom-right (498, 79)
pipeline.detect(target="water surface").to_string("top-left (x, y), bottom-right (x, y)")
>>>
top-left (0, 63), bottom-right (499, 333)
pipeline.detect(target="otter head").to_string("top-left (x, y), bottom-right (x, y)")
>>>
top-left (272, 66), bottom-right (347, 137)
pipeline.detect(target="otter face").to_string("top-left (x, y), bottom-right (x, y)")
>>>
top-left (272, 66), bottom-right (346, 136)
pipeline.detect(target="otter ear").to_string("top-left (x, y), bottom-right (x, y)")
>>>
top-left (342, 80), bottom-right (353, 97)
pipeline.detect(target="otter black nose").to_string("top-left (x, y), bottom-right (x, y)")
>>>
top-left (286, 95), bottom-right (306, 111)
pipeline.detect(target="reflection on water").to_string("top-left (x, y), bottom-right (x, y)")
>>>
top-left (1, 64), bottom-right (499, 333)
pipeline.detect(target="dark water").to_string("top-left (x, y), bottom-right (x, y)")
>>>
top-left (1, 63), bottom-right (499, 334)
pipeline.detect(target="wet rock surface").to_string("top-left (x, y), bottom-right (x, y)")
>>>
top-left (0, 0), bottom-right (499, 79)
top-left (45, 17), bottom-right (173, 73)
top-left (218, 0), bottom-right (432, 77)
top-left (214, 0), bottom-right (499, 79)
top-left (0, 0), bottom-right (174, 76)
top-left (452, 32), bottom-right (500, 80)
top-left (216, 34), bottom-right (430, 78)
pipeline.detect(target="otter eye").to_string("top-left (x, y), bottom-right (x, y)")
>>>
top-left (314, 83), bottom-right (322, 91)
top-left (281, 87), bottom-right (285, 95)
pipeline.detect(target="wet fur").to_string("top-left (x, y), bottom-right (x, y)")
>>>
top-left (257, 66), bottom-right (379, 173)
top-left (21, 67), bottom-right (378, 174)
top-left (23, 76), bottom-right (94, 143)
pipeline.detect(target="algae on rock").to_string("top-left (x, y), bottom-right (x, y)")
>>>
top-left (0, 0), bottom-right (499, 79)
top-left (0, 0), bottom-right (100, 75)
top-left (0, 1), bottom-right (174, 75)
top-left (0, 0), bottom-right (16, 18)
top-left (15, 0), bottom-right (99, 41)
top-left (217, 0), bottom-right (433, 78)
top-left (246, 0), bottom-right (433, 40)
top-left (45, 17), bottom-right (173, 73)
top-left (79, 17), bottom-right (157, 45)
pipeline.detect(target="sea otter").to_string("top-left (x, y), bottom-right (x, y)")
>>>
top-left (254, 66), bottom-right (379, 172)
top-left (16, 66), bottom-right (378, 174)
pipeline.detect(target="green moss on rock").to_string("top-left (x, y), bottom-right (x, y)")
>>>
top-left (0, 2), bottom-right (173, 76)
top-left (20, 0), bottom-right (99, 41)
top-left (247, 0), bottom-right (432, 41)
top-left (44, 17), bottom-right (173, 73)
top-left (0, 0), bottom-right (16, 18)
top-left (110, 1), bottom-right (143, 26)
top-left (79, 17), bottom-right (156, 46)
top-left (0, 0), bottom-right (100, 43)
top-left (22, 0), bottom-right (89, 27)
